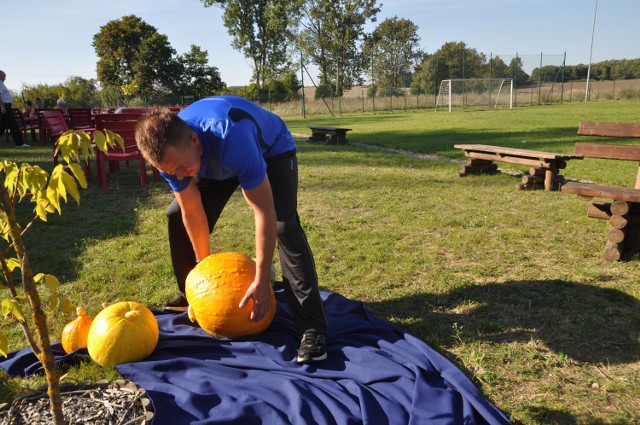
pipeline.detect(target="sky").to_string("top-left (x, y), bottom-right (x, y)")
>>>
top-left (3, 0), bottom-right (639, 93)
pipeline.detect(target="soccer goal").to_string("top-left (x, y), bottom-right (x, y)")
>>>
top-left (435, 78), bottom-right (514, 111)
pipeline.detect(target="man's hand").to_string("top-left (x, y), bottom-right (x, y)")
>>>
top-left (239, 279), bottom-right (272, 321)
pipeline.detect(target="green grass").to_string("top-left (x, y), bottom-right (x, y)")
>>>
top-left (2, 101), bottom-right (640, 424)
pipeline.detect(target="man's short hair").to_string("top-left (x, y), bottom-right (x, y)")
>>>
top-left (135, 110), bottom-right (193, 165)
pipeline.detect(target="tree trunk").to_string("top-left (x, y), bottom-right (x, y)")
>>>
top-left (1, 186), bottom-right (65, 424)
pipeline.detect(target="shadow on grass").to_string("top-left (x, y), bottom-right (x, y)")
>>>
top-left (12, 159), bottom-right (165, 283)
top-left (297, 125), bottom-right (581, 161)
top-left (368, 279), bottom-right (640, 365)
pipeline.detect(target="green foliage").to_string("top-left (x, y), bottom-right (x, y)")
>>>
top-left (203, 0), bottom-right (303, 90)
top-left (411, 42), bottom-right (532, 93)
top-left (176, 45), bottom-right (226, 98)
top-left (297, 0), bottom-right (380, 90)
top-left (364, 17), bottom-right (423, 95)
top-left (92, 15), bottom-right (178, 98)
top-left (18, 77), bottom-right (98, 109)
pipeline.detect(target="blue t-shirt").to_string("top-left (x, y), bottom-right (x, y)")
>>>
top-left (162, 95), bottom-right (296, 192)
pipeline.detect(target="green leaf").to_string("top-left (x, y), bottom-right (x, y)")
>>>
top-left (1, 299), bottom-right (12, 318)
top-left (60, 171), bottom-right (80, 205)
top-left (3, 162), bottom-right (19, 192)
top-left (33, 273), bottom-right (45, 283)
top-left (0, 332), bottom-right (8, 358)
top-left (68, 163), bottom-right (88, 189)
top-left (93, 131), bottom-right (107, 153)
top-left (6, 258), bottom-right (20, 272)
top-left (11, 300), bottom-right (25, 322)
top-left (43, 274), bottom-right (60, 293)
top-left (46, 178), bottom-right (62, 214)
top-left (48, 293), bottom-right (58, 312)
top-left (57, 130), bottom-right (79, 164)
top-left (35, 203), bottom-right (48, 222)
top-left (1, 299), bottom-right (25, 322)
top-left (59, 297), bottom-right (75, 318)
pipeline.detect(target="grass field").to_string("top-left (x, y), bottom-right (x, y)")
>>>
top-left (1, 101), bottom-right (640, 424)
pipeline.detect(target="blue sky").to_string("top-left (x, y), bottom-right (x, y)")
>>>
top-left (3, 0), bottom-right (639, 92)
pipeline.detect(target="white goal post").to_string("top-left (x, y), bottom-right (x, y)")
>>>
top-left (435, 78), bottom-right (514, 111)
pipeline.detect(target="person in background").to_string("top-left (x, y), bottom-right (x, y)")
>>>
top-left (0, 70), bottom-right (28, 148)
top-left (115, 99), bottom-right (126, 114)
top-left (24, 100), bottom-right (36, 118)
top-left (34, 97), bottom-right (44, 109)
top-left (53, 98), bottom-right (67, 115)
top-left (135, 96), bottom-right (329, 364)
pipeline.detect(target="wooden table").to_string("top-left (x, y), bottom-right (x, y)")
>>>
top-left (454, 144), bottom-right (583, 191)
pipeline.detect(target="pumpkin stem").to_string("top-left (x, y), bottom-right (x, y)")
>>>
top-left (76, 306), bottom-right (87, 317)
top-left (124, 310), bottom-right (137, 321)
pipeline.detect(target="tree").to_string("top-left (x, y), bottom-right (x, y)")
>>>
top-left (176, 45), bottom-right (226, 98)
top-left (63, 77), bottom-right (98, 107)
top-left (507, 56), bottom-right (531, 87)
top-left (0, 130), bottom-right (124, 424)
top-left (298, 0), bottom-right (381, 93)
top-left (202, 0), bottom-right (303, 90)
top-left (488, 56), bottom-right (509, 79)
top-left (364, 17), bottom-right (423, 96)
top-left (92, 15), bottom-right (178, 98)
top-left (411, 41), bottom-right (487, 95)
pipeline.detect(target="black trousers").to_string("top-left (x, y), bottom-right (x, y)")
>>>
top-left (167, 150), bottom-right (328, 336)
top-left (1, 103), bottom-right (24, 146)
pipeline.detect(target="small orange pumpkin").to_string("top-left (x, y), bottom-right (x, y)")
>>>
top-left (61, 306), bottom-right (93, 354)
top-left (87, 301), bottom-right (159, 367)
top-left (186, 252), bottom-right (276, 338)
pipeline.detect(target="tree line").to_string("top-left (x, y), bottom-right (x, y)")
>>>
top-left (16, 1), bottom-right (640, 107)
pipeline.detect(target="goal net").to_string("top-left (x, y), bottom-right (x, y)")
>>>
top-left (435, 78), bottom-right (514, 111)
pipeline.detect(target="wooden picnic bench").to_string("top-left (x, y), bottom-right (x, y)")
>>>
top-left (308, 126), bottom-right (352, 145)
top-left (559, 121), bottom-right (640, 261)
top-left (454, 144), bottom-right (583, 191)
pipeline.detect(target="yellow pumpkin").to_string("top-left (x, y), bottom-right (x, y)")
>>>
top-left (186, 252), bottom-right (276, 338)
top-left (61, 306), bottom-right (93, 354)
top-left (87, 301), bottom-right (159, 367)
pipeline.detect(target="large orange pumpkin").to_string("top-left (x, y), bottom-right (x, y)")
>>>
top-left (61, 306), bottom-right (93, 354)
top-left (87, 301), bottom-right (159, 367)
top-left (185, 252), bottom-right (276, 338)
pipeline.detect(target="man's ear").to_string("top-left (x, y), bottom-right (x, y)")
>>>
top-left (191, 132), bottom-right (203, 154)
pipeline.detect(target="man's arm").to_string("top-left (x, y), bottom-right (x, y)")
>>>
top-left (238, 176), bottom-right (277, 321)
top-left (174, 179), bottom-right (210, 262)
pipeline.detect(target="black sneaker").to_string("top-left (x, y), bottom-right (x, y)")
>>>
top-left (164, 293), bottom-right (188, 312)
top-left (296, 330), bottom-right (327, 364)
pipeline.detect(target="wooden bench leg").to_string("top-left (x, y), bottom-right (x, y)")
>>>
top-left (603, 200), bottom-right (630, 261)
top-left (309, 132), bottom-right (327, 142)
top-left (458, 158), bottom-right (498, 176)
top-left (517, 167), bottom-right (565, 191)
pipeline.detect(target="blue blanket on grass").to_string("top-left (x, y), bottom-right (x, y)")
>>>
top-left (1, 284), bottom-right (510, 425)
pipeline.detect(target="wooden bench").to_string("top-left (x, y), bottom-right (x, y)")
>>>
top-left (559, 121), bottom-right (640, 260)
top-left (308, 126), bottom-right (352, 145)
top-left (454, 144), bottom-right (583, 191)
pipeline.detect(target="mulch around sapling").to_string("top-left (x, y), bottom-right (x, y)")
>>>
top-left (0, 379), bottom-right (153, 425)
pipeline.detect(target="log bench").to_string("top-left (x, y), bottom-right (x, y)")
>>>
top-left (454, 144), bottom-right (583, 191)
top-left (559, 121), bottom-right (640, 261)
top-left (308, 126), bottom-right (352, 145)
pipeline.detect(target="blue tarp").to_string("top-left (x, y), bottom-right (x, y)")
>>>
top-left (1, 284), bottom-right (510, 425)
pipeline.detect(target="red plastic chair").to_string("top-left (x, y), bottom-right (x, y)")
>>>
top-left (68, 108), bottom-right (94, 131)
top-left (94, 113), bottom-right (160, 193)
top-left (12, 108), bottom-right (38, 144)
top-left (38, 110), bottom-right (69, 166)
